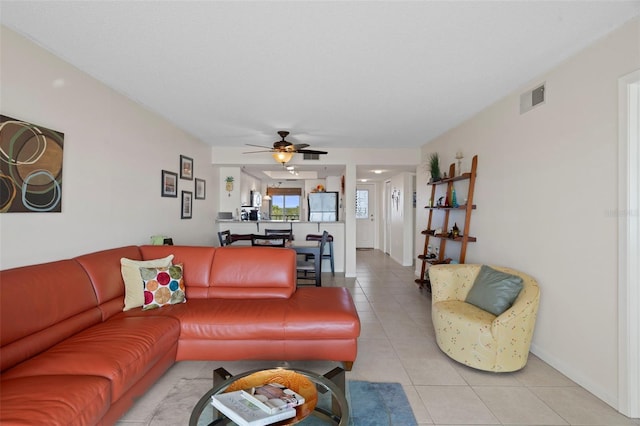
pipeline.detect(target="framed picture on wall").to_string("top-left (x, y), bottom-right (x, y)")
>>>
top-left (161, 170), bottom-right (178, 197)
top-left (181, 191), bottom-right (192, 219)
top-left (195, 178), bottom-right (206, 200)
top-left (180, 155), bottom-right (193, 180)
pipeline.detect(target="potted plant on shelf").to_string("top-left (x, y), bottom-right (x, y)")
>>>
top-left (428, 153), bottom-right (442, 183)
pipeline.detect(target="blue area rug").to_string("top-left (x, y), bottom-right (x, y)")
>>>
top-left (347, 381), bottom-right (417, 426)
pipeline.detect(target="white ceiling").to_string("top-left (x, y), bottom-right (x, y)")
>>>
top-left (2, 1), bottom-right (639, 181)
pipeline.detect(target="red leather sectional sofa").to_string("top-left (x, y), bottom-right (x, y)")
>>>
top-left (0, 245), bottom-right (360, 425)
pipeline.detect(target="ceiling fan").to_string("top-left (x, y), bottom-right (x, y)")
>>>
top-left (244, 131), bottom-right (328, 165)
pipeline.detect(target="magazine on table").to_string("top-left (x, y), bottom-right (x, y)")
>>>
top-left (210, 391), bottom-right (296, 426)
top-left (240, 383), bottom-right (306, 414)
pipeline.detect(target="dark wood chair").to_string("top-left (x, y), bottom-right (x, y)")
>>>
top-left (297, 230), bottom-right (329, 286)
top-left (251, 234), bottom-right (287, 247)
top-left (306, 232), bottom-right (334, 275)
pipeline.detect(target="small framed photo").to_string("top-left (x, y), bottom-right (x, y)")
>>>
top-left (181, 191), bottom-right (193, 219)
top-left (195, 178), bottom-right (206, 200)
top-left (180, 155), bottom-right (193, 180)
top-left (161, 170), bottom-right (178, 197)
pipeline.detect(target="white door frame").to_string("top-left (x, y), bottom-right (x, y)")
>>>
top-left (384, 180), bottom-right (391, 254)
top-left (618, 69), bottom-right (639, 418)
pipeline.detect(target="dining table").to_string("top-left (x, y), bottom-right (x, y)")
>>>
top-left (288, 240), bottom-right (322, 286)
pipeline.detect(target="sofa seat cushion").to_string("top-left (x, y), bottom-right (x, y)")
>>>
top-left (1, 316), bottom-right (180, 401)
top-left (432, 300), bottom-right (497, 368)
top-left (0, 375), bottom-right (111, 426)
top-left (123, 298), bottom-right (291, 340)
top-left (285, 288), bottom-right (360, 339)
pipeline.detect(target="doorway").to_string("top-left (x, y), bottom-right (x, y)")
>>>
top-left (355, 184), bottom-right (375, 248)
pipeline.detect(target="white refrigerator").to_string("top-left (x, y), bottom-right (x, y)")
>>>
top-left (308, 192), bottom-right (339, 222)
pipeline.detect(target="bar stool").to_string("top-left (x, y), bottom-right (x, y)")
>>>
top-left (305, 233), bottom-right (334, 275)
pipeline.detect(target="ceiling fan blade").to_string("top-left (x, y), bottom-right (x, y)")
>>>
top-left (243, 149), bottom-right (273, 154)
top-left (291, 143), bottom-right (310, 150)
top-left (297, 149), bottom-right (328, 155)
top-left (245, 143), bottom-right (274, 149)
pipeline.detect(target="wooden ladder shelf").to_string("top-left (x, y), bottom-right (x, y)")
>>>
top-left (415, 155), bottom-right (478, 291)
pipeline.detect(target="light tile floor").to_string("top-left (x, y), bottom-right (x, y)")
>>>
top-left (118, 249), bottom-right (640, 426)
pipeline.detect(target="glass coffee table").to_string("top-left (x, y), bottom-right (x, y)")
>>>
top-left (189, 367), bottom-right (349, 426)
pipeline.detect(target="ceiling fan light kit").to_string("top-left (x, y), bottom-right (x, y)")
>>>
top-left (272, 151), bottom-right (294, 165)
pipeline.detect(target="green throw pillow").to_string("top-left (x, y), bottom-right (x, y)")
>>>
top-left (465, 265), bottom-right (523, 316)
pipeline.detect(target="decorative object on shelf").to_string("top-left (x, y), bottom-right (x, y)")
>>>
top-left (451, 187), bottom-right (458, 207)
top-left (179, 155), bottom-right (193, 180)
top-left (161, 170), bottom-right (178, 198)
top-left (452, 223), bottom-right (460, 238)
top-left (225, 176), bottom-right (234, 197)
top-left (195, 178), bottom-right (206, 200)
top-left (428, 153), bottom-right (441, 183)
top-left (0, 115), bottom-right (64, 213)
top-left (437, 196), bottom-right (444, 207)
top-left (455, 151), bottom-right (464, 176)
top-left (181, 191), bottom-right (192, 219)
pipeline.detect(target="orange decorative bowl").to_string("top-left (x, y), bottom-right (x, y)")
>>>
top-left (225, 369), bottom-right (318, 423)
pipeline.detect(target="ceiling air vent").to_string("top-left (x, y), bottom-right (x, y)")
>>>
top-left (520, 83), bottom-right (545, 114)
top-left (303, 153), bottom-right (320, 160)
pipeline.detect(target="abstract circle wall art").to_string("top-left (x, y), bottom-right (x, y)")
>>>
top-left (0, 115), bottom-right (64, 213)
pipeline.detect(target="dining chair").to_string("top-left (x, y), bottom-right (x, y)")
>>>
top-left (296, 230), bottom-right (328, 286)
top-left (217, 230), bottom-right (231, 246)
top-left (251, 234), bottom-right (287, 247)
top-left (305, 232), bottom-right (334, 275)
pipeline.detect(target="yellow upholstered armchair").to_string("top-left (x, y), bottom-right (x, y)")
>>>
top-left (428, 264), bottom-right (540, 372)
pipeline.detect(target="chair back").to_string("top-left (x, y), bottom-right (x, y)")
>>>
top-left (265, 228), bottom-right (293, 241)
top-left (229, 233), bottom-right (253, 244)
top-left (320, 231), bottom-right (329, 272)
top-left (318, 230), bottom-right (329, 261)
top-left (217, 230), bottom-right (231, 246)
top-left (251, 234), bottom-right (287, 247)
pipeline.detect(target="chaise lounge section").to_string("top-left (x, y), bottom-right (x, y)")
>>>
top-left (0, 245), bottom-right (360, 425)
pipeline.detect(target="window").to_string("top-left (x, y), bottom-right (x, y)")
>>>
top-left (267, 188), bottom-right (301, 221)
top-left (355, 189), bottom-right (369, 219)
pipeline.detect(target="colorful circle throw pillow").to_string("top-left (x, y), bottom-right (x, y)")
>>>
top-left (140, 264), bottom-right (186, 310)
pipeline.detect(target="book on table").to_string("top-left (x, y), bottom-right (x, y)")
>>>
top-left (240, 383), bottom-right (305, 414)
top-left (210, 391), bottom-right (296, 426)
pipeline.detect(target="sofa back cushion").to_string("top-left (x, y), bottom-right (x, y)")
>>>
top-left (75, 246), bottom-right (143, 320)
top-left (210, 247), bottom-right (295, 298)
top-left (140, 246), bottom-right (295, 299)
top-left (0, 260), bottom-right (102, 372)
top-left (139, 245), bottom-right (216, 299)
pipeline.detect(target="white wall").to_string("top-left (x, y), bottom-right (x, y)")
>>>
top-left (0, 27), bottom-right (217, 269)
top-left (418, 18), bottom-right (640, 410)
